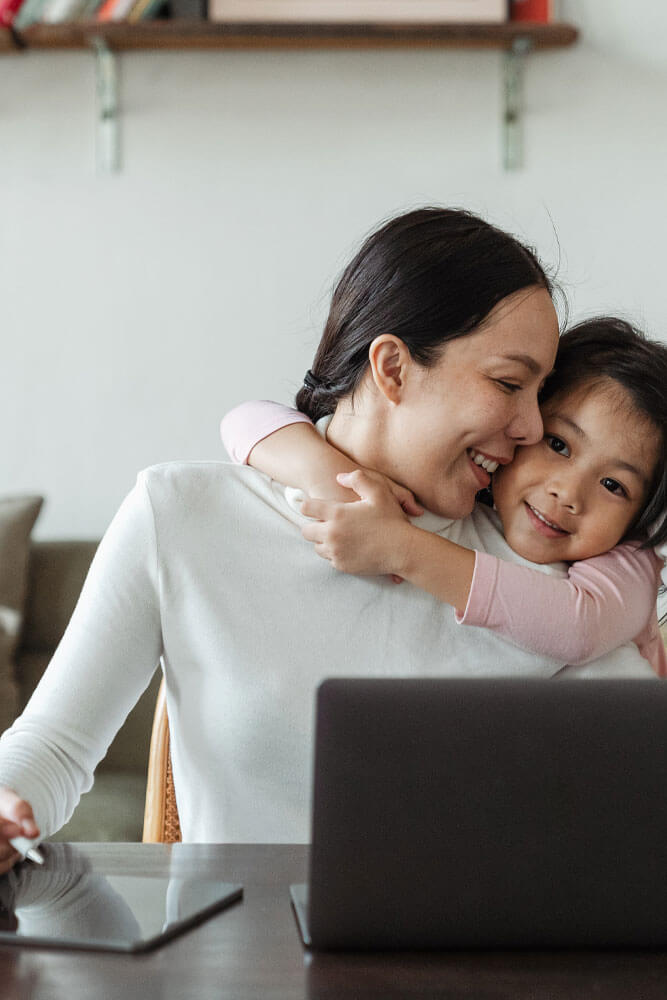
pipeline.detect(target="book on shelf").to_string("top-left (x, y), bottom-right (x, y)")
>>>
top-left (167, 0), bottom-right (205, 16)
top-left (510, 0), bottom-right (553, 21)
top-left (208, 0), bottom-right (508, 25)
top-left (0, 0), bottom-right (26, 26)
top-left (96, 0), bottom-right (135, 20)
top-left (40, 0), bottom-right (91, 21)
top-left (127, 0), bottom-right (167, 19)
top-left (13, 0), bottom-right (47, 26)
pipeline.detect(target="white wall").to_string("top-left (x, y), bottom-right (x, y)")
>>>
top-left (2, 0), bottom-right (666, 537)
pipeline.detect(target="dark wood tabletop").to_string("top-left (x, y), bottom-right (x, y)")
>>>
top-left (1, 842), bottom-right (667, 1000)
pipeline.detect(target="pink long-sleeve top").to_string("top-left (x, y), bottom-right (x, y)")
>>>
top-left (220, 400), bottom-right (666, 677)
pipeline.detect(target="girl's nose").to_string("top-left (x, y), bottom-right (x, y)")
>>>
top-left (547, 473), bottom-right (582, 513)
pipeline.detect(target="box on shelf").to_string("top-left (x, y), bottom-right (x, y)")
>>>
top-left (510, 0), bottom-right (553, 22)
top-left (209, 1), bottom-right (508, 25)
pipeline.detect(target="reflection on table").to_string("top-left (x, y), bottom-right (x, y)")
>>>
top-left (1, 843), bottom-right (667, 1000)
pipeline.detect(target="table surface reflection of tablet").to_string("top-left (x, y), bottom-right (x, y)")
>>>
top-left (0, 848), bottom-right (242, 953)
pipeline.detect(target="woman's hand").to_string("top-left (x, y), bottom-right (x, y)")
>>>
top-left (300, 469), bottom-right (421, 579)
top-left (0, 788), bottom-right (40, 875)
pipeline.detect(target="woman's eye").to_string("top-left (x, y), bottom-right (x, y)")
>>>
top-left (601, 477), bottom-right (627, 498)
top-left (495, 380), bottom-right (521, 393)
top-left (546, 434), bottom-right (569, 457)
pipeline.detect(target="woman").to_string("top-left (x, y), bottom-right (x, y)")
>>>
top-left (0, 208), bottom-right (561, 871)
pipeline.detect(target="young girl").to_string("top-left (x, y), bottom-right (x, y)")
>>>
top-left (221, 318), bottom-right (667, 676)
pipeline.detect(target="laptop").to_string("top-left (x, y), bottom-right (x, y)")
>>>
top-left (291, 677), bottom-right (667, 950)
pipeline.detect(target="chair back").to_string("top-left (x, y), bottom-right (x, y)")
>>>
top-left (143, 676), bottom-right (182, 843)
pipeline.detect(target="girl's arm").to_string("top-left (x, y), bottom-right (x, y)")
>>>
top-left (220, 400), bottom-right (361, 501)
top-left (220, 400), bottom-right (422, 510)
top-left (300, 469), bottom-right (474, 609)
top-left (299, 469), bottom-right (660, 666)
top-left (460, 544), bottom-right (661, 666)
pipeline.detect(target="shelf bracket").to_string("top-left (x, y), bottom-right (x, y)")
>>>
top-left (93, 37), bottom-right (120, 174)
top-left (502, 36), bottom-right (532, 171)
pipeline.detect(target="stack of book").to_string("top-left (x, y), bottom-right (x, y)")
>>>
top-left (0, 0), bottom-right (556, 31)
top-left (3, 0), bottom-right (204, 26)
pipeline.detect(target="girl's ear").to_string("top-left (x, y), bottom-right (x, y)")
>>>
top-left (367, 336), bottom-right (412, 405)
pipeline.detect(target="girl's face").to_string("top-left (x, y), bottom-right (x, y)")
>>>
top-left (378, 287), bottom-right (559, 519)
top-left (492, 382), bottom-right (660, 564)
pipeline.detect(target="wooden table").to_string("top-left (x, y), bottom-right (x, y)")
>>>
top-left (1, 842), bottom-right (667, 999)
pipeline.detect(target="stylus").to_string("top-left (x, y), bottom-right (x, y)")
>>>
top-left (9, 836), bottom-right (45, 865)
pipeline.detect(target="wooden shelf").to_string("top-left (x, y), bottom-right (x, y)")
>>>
top-left (0, 18), bottom-right (578, 172)
top-left (1, 19), bottom-right (578, 53)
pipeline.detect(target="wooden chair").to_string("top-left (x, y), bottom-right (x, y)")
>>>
top-left (142, 676), bottom-right (182, 844)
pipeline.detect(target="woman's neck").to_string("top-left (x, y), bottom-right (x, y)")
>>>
top-left (326, 402), bottom-right (389, 475)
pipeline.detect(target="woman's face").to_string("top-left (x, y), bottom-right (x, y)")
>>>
top-left (383, 287), bottom-right (559, 519)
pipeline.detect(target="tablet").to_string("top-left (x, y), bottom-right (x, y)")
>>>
top-left (0, 854), bottom-right (242, 953)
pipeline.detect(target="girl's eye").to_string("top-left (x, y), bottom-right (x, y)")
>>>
top-left (601, 477), bottom-right (627, 498)
top-left (495, 380), bottom-right (521, 393)
top-left (546, 434), bottom-right (570, 457)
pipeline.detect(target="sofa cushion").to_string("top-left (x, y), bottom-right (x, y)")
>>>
top-left (18, 540), bottom-right (162, 775)
top-left (0, 496), bottom-right (43, 735)
top-left (48, 770), bottom-right (148, 842)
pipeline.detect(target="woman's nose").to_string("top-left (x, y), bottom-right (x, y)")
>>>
top-left (507, 395), bottom-right (544, 446)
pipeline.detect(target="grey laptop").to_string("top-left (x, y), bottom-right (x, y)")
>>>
top-left (291, 677), bottom-right (667, 950)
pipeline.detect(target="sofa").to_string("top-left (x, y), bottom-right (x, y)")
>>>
top-left (14, 539), bottom-right (161, 842)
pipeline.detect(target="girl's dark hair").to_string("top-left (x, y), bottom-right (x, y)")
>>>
top-left (296, 207), bottom-right (553, 422)
top-left (539, 317), bottom-right (667, 549)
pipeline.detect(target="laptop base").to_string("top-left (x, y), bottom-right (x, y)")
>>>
top-left (289, 883), bottom-right (311, 948)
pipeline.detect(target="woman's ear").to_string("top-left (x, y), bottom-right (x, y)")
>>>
top-left (368, 336), bottom-right (412, 405)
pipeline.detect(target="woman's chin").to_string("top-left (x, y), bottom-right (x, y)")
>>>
top-left (426, 489), bottom-right (478, 521)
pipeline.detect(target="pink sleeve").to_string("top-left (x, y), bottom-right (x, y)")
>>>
top-left (457, 544), bottom-right (661, 666)
top-left (219, 401), bottom-right (313, 465)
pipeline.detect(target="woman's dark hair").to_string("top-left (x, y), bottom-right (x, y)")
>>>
top-left (539, 317), bottom-right (667, 549)
top-left (296, 207), bottom-right (553, 422)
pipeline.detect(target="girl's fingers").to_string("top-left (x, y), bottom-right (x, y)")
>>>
top-left (396, 492), bottom-right (423, 517)
top-left (301, 522), bottom-right (325, 544)
top-left (336, 470), bottom-right (383, 503)
top-left (300, 498), bottom-right (337, 521)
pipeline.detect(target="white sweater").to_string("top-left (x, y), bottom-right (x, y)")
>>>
top-left (0, 462), bottom-right (652, 844)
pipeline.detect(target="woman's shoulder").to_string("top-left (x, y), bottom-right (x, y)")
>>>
top-left (135, 460), bottom-right (287, 518)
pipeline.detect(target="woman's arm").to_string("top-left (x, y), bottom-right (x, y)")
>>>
top-left (0, 473), bottom-right (162, 844)
top-left (300, 470), bottom-right (660, 664)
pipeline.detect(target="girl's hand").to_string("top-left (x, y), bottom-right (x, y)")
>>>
top-left (0, 788), bottom-right (40, 875)
top-left (357, 472), bottom-right (423, 518)
top-left (300, 469), bottom-right (421, 579)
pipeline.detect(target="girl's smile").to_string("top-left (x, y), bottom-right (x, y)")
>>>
top-left (523, 501), bottom-right (570, 538)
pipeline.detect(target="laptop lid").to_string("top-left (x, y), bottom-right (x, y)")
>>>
top-left (301, 677), bottom-right (667, 950)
